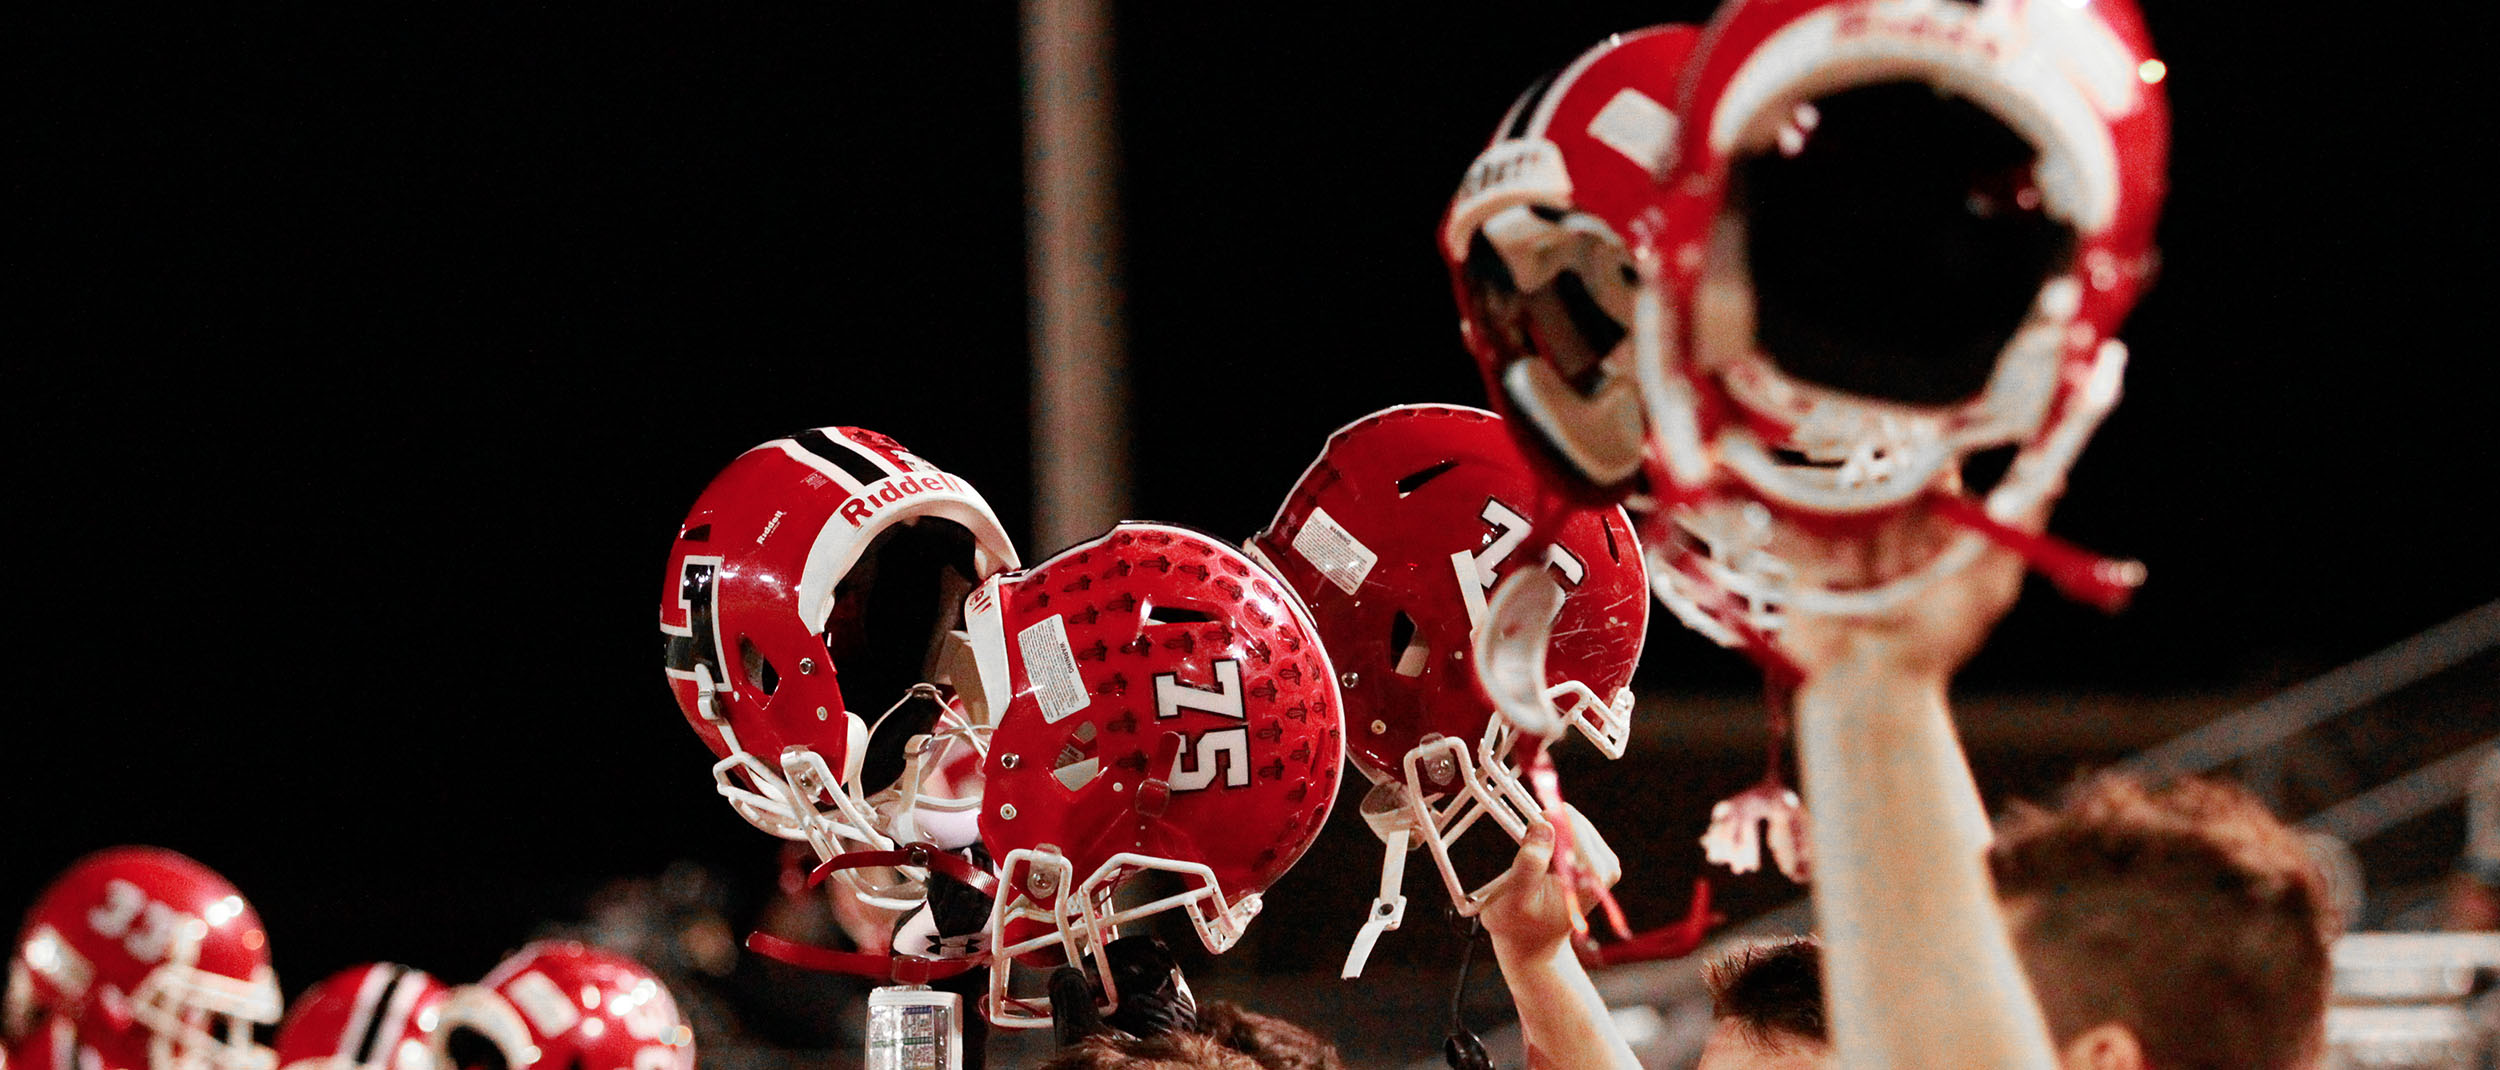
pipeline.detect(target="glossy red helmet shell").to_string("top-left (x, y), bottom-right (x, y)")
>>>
top-left (966, 523), bottom-right (1342, 1027)
top-left (1441, 25), bottom-right (1700, 497)
top-left (272, 965), bottom-right (447, 1070)
top-left (658, 427), bottom-right (1018, 857)
top-left (430, 943), bottom-right (692, 1070)
top-left (1623, 0), bottom-right (2168, 628)
top-left (1251, 405), bottom-right (1647, 777)
top-left (6, 848), bottom-right (280, 1070)
top-left (1637, 0), bottom-right (2169, 515)
top-left (4, 1017), bottom-right (81, 1070)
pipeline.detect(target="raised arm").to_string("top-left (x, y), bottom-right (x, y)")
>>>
top-left (1479, 818), bottom-right (1641, 1070)
top-left (1780, 515), bottom-right (2059, 1070)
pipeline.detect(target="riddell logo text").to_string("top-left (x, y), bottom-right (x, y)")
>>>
top-left (841, 472), bottom-right (966, 526)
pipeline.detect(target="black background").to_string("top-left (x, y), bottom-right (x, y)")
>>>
top-left (9, 1), bottom-right (2494, 1003)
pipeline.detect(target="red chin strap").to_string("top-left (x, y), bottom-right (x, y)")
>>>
top-left (1576, 879), bottom-right (1719, 967)
top-left (803, 843), bottom-right (999, 896)
top-left (1522, 741), bottom-right (1725, 968)
top-left (743, 843), bottom-right (999, 984)
top-left (745, 931), bottom-right (984, 984)
top-left (1928, 491), bottom-right (2145, 613)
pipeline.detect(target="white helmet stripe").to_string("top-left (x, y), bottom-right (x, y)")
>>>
top-left (361, 967), bottom-right (432, 1068)
top-left (1518, 31), bottom-right (1626, 142)
top-left (791, 428), bottom-right (907, 485)
top-left (339, 966), bottom-right (396, 1067)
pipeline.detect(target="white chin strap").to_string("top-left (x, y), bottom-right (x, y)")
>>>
top-left (1341, 716), bottom-right (1634, 977)
top-left (1338, 719), bottom-right (1552, 979)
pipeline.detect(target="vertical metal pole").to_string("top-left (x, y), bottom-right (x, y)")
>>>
top-left (1023, 0), bottom-right (1128, 555)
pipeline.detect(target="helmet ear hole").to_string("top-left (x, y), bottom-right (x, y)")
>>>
top-left (442, 1028), bottom-right (510, 1070)
top-left (1390, 611), bottom-right (1430, 678)
top-left (738, 638), bottom-right (779, 697)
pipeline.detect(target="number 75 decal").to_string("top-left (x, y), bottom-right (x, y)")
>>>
top-left (1458, 498), bottom-right (1584, 630)
top-left (1157, 659), bottom-right (1250, 791)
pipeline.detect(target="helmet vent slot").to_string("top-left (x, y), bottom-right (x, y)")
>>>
top-left (1390, 611), bottom-right (1430, 678)
top-left (739, 638), bottom-right (779, 697)
top-left (1601, 521), bottom-right (1621, 564)
top-left (1395, 460), bottom-right (1461, 498)
top-left (1143, 603), bottom-right (1215, 626)
top-left (679, 524), bottom-right (711, 542)
top-left (1769, 446), bottom-right (1847, 470)
top-left (1054, 721), bottom-right (1103, 791)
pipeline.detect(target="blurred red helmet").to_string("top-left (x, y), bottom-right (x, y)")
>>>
top-left (965, 524), bottom-right (1343, 1028)
top-left (1633, 0), bottom-right (2168, 616)
top-left (658, 427), bottom-right (1019, 875)
top-left (1250, 405), bottom-right (1647, 974)
top-left (4, 1016), bottom-right (80, 1070)
top-left (1441, 25), bottom-right (1701, 498)
top-left (6, 848), bottom-right (280, 1070)
top-left (430, 944), bottom-right (691, 1070)
top-left (272, 965), bottom-right (446, 1070)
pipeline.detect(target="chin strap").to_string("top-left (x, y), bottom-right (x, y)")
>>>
top-left (746, 842), bottom-right (999, 984)
top-left (805, 843), bottom-right (999, 897)
top-left (1342, 822), bottom-right (1412, 979)
top-left (1524, 742), bottom-right (1613, 941)
top-left (1929, 491), bottom-right (2145, 613)
top-left (745, 930), bottom-right (984, 984)
top-left (1522, 740), bottom-right (1727, 967)
top-left (1573, 879), bottom-right (1720, 967)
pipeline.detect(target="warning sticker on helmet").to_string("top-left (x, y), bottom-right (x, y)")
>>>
top-left (1292, 506), bottom-right (1378, 597)
top-left (1017, 614), bottom-right (1090, 724)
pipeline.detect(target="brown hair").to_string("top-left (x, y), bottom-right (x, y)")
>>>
top-left (1036, 1032), bottom-right (1264, 1070)
top-left (1036, 1001), bottom-right (1341, 1070)
top-left (1704, 937), bottom-right (1827, 1048)
top-left (1988, 773), bottom-right (2329, 1070)
top-left (1192, 1001), bottom-right (1343, 1070)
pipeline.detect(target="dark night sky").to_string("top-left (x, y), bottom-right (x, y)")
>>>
top-left (8, 3), bottom-right (2494, 996)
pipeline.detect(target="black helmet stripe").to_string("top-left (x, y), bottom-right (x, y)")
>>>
top-left (791, 428), bottom-right (897, 487)
top-left (1502, 69), bottom-right (1561, 140)
top-left (350, 965), bottom-right (411, 1066)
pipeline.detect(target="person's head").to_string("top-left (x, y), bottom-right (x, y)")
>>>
top-left (1189, 1002), bottom-right (1342, 1070)
top-left (1989, 773), bottom-right (2331, 1070)
top-left (1037, 1001), bottom-right (1340, 1070)
top-left (1696, 938), bottom-right (1830, 1070)
top-left (1037, 1033), bottom-right (1262, 1070)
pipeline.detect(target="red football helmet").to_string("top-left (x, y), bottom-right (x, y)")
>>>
top-left (5, 848), bottom-right (280, 1070)
top-left (1632, 0), bottom-right (2168, 616)
top-left (1441, 25), bottom-right (1701, 497)
top-left (429, 944), bottom-right (691, 1070)
top-left (964, 523), bottom-right (1343, 1029)
top-left (271, 965), bottom-right (446, 1070)
top-left (4, 1016), bottom-right (80, 1070)
top-left (1249, 405), bottom-right (1647, 975)
top-left (658, 427), bottom-right (1020, 898)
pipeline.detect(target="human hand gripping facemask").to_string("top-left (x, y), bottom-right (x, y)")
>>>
top-left (1776, 483), bottom-right (2063, 1070)
top-left (1476, 815), bottom-right (1640, 1070)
